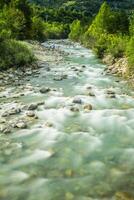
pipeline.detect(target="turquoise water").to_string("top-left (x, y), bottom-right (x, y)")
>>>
top-left (0, 40), bottom-right (134, 200)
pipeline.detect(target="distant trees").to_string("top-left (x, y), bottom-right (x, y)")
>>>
top-left (69, 1), bottom-right (134, 73)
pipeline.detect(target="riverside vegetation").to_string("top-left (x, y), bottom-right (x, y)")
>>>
top-left (69, 2), bottom-right (134, 77)
top-left (1, 0), bottom-right (134, 77)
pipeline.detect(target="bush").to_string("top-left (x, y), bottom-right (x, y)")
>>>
top-left (69, 20), bottom-right (83, 41)
top-left (93, 34), bottom-right (108, 58)
top-left (31, 16), bottom-right (46, 41)
top-left (126, 36), bottom-right (134, 72)
top-left (106, 35), bottom-right (128, 58)
top-left (44, 22), bottom-right (68, 39)
top-left (0, 6), bottom-right (25, 39)
top-left (0, 39), bottom-right (35, 70)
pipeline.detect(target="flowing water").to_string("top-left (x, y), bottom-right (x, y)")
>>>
top-left (0, 40), bottom-right (134, 200)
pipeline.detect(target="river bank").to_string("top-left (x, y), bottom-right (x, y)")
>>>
top-left (102, 54), bottom-right (134, 87)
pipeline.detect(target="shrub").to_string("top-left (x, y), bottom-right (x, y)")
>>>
top-left (44, 22), bottom-right (68, 39)
top-left (0, 6), bottom-right (25, 39)
top-left (106, 35), bottom-right (128, 58)
top-left (31, 16), bottom-right (46, 41)
top-left (69, 20), bottom-right (83, 41)
top-left (126, 36), bottom-right (134, 72)
top-left (0, 39), bottom-right (35, 70)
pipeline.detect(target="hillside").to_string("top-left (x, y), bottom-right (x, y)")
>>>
top-left (29, 0), bottom-right (134, 15)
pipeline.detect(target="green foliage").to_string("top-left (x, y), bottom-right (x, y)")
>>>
top-left (106, 35), bottom-right (128, 58)
top-left (86, 2), bottom-right (129, 39)
top-left (31, 16), bottom-right (46, 41)
top-left (72, 2), bottom-right (129, 60)
top-left (44, 22), bottom-right (69, 39)
top-left (69, 20), bottom-right (83, 41)
top-left (0, 5), bottom-right (25, 39)
top-left (126, 37), bottom-right (134, 71)
top-left (0, 40), bottom-right (35, 70)
top-left (0, 0), bottom-right (45, 70)
top-left (129, 11), bottom-right (134, 36)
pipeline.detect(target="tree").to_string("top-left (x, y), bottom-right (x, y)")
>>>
top-left (11, 0), bottom-right (33, 39)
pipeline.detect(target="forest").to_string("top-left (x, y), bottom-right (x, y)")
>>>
top-left (0, 0), bottom-right (134, 74)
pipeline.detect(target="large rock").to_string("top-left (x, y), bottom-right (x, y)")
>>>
top-left (72, 97), bottom-right (82, 104)
top-left (40, 87), bottom-right (51, 94)
top-left (26, 111), bottom-right (35, 117)
top-left (9, 108), bottom-right (21, 115)
top-left (87, 92), bottom-right (95, 97)
top-left (1, 125), bottom-right (11, 134)
top-left (83, 104), bottom-right (93, 111)
top-left (28, 103), bottom-right (38, 110)
top-left (15, 121), bottom-right (27, 129)
top-left (70, 106), bottom-right (79, 112)
top-left (103, 54), bottom-right (115, 66)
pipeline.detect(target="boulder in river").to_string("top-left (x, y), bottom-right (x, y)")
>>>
top-left (9, 108), bottom-right (21, 115)
top-left (15, 121), bottom-right (27, 129)
top-left (28, 103), bottom-right (38, 110)
top-left (87, 92), bottom-right (95, 97)
top-left (72, 97), bottom-right (82, 104)
top-left (70, 106), bottom-right (79, 112)
top-left (26, 111), bottom-right (35, 117)
top-left (45, 121), bottom-right (54, 127)
top-left (53, 76), bottom-right (63, 81)
top-left (1, 125), bottom-right (11, 134)
top-left (106, 90), bottom-right (115, 95)
top-left (83, 104), bottom-right (93, 111)
top-left (40, 87), bottom-right (51, 94)
top-left (53, 74), bottom-right (67, 81)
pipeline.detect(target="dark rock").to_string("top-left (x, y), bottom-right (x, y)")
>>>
top-left (28, 103), bottom-right (38, 110)
top-left (72, 98), bottom-right (82, 104)
top-left (70, 107), bottom-right (79, 112)
top-left (40, 87), bottom-right (51, 94)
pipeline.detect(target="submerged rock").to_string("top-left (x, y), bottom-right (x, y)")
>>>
top-left (53, 74), bottom-right (67, 81)
top-left (53, 76), bottom-right (63, 81)
top-left (72, 97), bottom-right (82, 104)
top-left (70, 107), bottom-right (79, 112)
top-left (87, 92), bottom-right (95, 97)
top-left (45, 122), bottom-right (54, 127)
top-left (106, 90), bottom-right (115, 95)
top-left (106, 90), bottom-right (116, 98)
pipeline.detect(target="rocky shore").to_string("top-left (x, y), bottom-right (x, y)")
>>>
top-left (103, 54), bottom-right (134, 86)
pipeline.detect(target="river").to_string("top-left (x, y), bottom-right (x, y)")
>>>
top-left (0, 40), bottom-right (134, 200)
